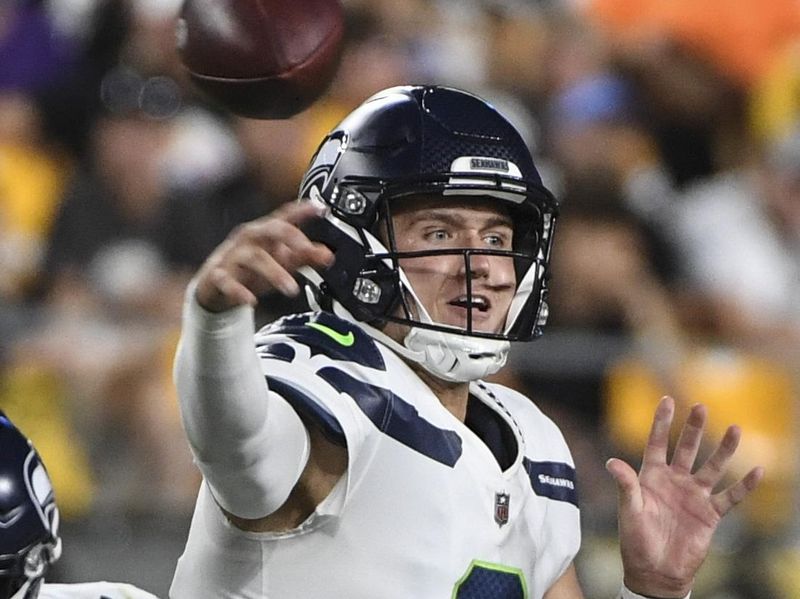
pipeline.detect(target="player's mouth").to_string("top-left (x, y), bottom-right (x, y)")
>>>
top-left (448, 294), bottom-right (491, 315)
top-left (440, 292), bottom-right (507, 333)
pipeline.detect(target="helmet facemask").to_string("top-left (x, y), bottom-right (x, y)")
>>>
top-left (304, 181), bottom-right (555, 382)
top-left (377, 189), bottom-right (550, 337)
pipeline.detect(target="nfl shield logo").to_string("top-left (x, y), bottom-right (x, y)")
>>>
top-left (494, 492), bottom-right (510, 527)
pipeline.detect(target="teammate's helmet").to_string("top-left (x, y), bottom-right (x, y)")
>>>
top-left (0, 413), bottom-right (61, 599)
top-left (298, 85), bottom-right (557, 381)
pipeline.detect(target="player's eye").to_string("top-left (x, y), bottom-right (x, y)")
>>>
top-left (484, 232), bottom-right (510, 248)
top-left (425, 229), bottom-right (450, 242)
top-left (485, 234), bottom-right (501, 246)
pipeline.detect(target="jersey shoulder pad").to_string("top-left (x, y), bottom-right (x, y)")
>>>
top-left (255, 311), bottom-right (386, 370)
top-left (478, 381), bottom-right (559, 435)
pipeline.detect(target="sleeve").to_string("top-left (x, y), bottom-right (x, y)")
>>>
top-left (173, 281), bottom-right (311, 519)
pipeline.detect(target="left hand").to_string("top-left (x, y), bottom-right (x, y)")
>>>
top-left (606, 396), bottom-right (764, 598)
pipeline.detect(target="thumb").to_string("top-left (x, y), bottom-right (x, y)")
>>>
top-left (606, 457), bottom-right (643, 513)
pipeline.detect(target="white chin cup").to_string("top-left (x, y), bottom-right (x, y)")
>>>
top-left (403, 326), bottom-right (509, 382)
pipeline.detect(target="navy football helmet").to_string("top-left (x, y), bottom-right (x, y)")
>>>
top-left (0, 412), bottom-right (61, 599)
top-left (298, 85), bottom-right (557, 381)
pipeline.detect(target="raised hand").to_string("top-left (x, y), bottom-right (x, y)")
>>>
top-left (194, 201), bottom-right (334, 312)
top-left (606, 396), bottom-right (764, 598)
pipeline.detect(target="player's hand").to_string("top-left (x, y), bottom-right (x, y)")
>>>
top-left (606, 396), bottom-right (764, 598)
top-left (194, 201), bottom-right (334, 312)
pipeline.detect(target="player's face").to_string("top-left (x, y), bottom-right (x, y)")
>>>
top-left (388, 196), bottom-right (516, 335)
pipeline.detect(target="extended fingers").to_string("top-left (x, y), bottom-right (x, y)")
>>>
top-left (693, 425), bottom-right (741, 490)
top-left (242, 246), bottom-right (302, 296)
top-left (199, 264), bottom-right (259, 311)
top-left (237, 217), bottom-right (334, 268)
top-left (195, 243), bottom-right (298, 310)
top-left (606, 457), bottom-right (644, 513)
top-left (711, 466), bottom-right (765, 517)
top-left (271, 199), bottom-right (328, 224)
top-left (642, 396), bottom-right (675, 468)
top-left (194, 203), bottom-right (334, 311)
top-left (225, 238), bottom-right (329, 297)
top-left (670, 404), bottom-right (707, 472)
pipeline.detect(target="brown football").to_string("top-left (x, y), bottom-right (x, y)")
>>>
top-left (176, 0), bottom-right (345, 119)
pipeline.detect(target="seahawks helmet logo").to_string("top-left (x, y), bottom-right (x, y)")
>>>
top-left (299, 131), bottom-right (347, 201)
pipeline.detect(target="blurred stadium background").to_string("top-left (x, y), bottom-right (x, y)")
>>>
top-left (1, 0), bottom-right (799, 596)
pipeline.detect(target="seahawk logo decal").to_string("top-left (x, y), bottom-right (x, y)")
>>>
top-left (299, 132), bottom-right (347, 200)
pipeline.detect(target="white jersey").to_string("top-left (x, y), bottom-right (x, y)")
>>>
top-left (40, 582), bottom-right (160, 599)
top-left (171, 312), bottom-right (580, 599)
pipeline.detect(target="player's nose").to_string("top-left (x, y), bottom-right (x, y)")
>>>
top-left (461, 251), bottom-right (491, 279)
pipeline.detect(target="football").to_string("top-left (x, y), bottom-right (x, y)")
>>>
top-left (176, 0), bottom-right (345, 119)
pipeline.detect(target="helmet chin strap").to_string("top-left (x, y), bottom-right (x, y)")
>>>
top-left (403, 326), bottom-right (509, 382)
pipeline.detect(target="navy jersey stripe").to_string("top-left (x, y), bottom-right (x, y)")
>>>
top-left (266, 376), bottom-right (347, 447)
top-left (256, 342), bottom-right (295, 363)
top-left (316, 367), bottom-right (463, 467)
top-left (258, 312), bottom-right (386, 370)
top-left (523, 459), bottom-right (578, 507)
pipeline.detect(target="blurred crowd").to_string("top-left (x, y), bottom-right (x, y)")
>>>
top-left (1, 0), bottom-right (799, 596)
